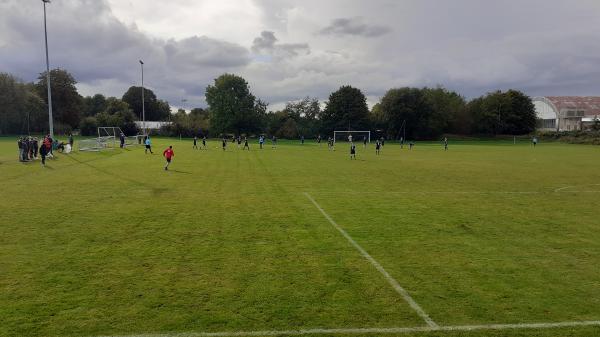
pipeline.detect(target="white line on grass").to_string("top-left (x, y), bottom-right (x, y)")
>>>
top-left (96, 320), bottom-right (600, 337)
top-left (303, 192), bottom-right (438, 328)
top-left (555, 184), bottom-right (600, 193)
top-left (314, 191), bottom-right (543, 195)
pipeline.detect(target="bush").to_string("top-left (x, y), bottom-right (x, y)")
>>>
top-left (53, 122), bottom-right (73, 136)
top-left (79, 117), bottom-right (98, 136)
top-left (537, 130), bottom-right (600, 145)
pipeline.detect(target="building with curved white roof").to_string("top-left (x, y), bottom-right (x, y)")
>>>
top-left (534, 96), bottom-right (600, 131)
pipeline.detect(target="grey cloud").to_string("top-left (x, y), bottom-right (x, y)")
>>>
top-left (319, 17), bottom-right (391, 37)
top-left (0, 0), bottom-right (250, 108)
top-left (251, 31), bottom-right (309, 58)
top-left (251, 31), bottom-right (278, 52)
top-left (164, 36), bottom-right (250, 69)
top-left (4, 0), bottom-right (600, 111)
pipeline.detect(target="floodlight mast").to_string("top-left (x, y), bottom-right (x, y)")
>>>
top-left (42, 0), bottom-right (54, 137)
top-left (139, 60), bottom-right (146, 136)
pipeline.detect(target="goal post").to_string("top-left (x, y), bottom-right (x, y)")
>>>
top-left (333, 130), bottom-right (371, 144)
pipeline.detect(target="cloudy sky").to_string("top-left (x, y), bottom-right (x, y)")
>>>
top-left (2, 0), bottom-right (600, 111)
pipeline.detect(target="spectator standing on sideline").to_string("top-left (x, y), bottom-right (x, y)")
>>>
top-left (33, 137), bottom-right (39, 159)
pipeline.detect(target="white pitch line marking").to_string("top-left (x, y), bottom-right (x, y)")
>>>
top-left (555, 186), bottom-right (573, 192)
top-left (95, 320), bottom-right (600, 337)
top-left (320, 191), bottom-right (543, 195)
top-left (555, 184), bottom-right (600, 193)
top-left (303, 192), bottom-right (438, 328)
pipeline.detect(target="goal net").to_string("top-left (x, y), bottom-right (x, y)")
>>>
top-left (333, 130), bottom-right (371, 144)
top-left (124, 135), bottom-right (144, 147)
top-left (78, 137), bottom-right (114, 152)
top-left (79, 127), bottom-right (141, 151)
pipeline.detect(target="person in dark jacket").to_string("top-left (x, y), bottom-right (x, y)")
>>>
top-left (33, 137), bottom-right (39, 159)
top-left (39, 142), bottom-right (48, 166)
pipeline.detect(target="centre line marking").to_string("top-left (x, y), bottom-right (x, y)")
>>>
top-left (303, 192), bottom-right (438, 328)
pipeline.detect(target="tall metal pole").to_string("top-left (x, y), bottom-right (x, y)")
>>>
top-left (139, 60), bottom-right (145, 136)
top-left (43, 0), bottom-right (54, 137)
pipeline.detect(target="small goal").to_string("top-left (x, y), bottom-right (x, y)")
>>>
top-left (333, 130), bottom-right (371, 144)
top-left (78, 137), bottom-right (114, 152)
top-left (79, 127), bottom-right (141, 152)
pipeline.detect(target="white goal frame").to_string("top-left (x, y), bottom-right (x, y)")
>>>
top-left (333, 130), bottom-right (371, 144)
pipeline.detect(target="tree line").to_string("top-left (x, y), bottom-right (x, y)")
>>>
top-left (0, 70), bottom-right (537, 139)
top-left (0, 69), bottom-right (170, 136)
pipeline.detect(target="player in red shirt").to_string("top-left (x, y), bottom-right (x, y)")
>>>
top-left (163, 146), bottom-right (174, 170)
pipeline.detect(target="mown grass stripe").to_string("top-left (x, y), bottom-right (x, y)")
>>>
top-left (304, 192), bottom-right (438, 328)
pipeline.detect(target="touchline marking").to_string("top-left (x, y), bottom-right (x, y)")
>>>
top-left (95, 320), bottom-right (600, 337)
top-left (303, 192), bottom-right (438, 328)
top-left (315, 191), bottom-right (543, 195)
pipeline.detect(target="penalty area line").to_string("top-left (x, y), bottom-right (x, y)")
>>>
top-left (303, 192), bottom-right (438, 328)
top-left (94, 320), bottom-right (600, 337)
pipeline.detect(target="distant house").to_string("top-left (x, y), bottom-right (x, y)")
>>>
top-left (134, 121), bottom-right (171, 131)
top-left (534, 96), bottom-right (600, 131)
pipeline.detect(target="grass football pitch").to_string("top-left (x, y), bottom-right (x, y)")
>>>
top-left (1, 137), bottom-right (600, 337)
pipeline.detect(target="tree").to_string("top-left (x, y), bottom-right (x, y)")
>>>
top-left (122, 86), bottom-right (170, 121)
top-left (369, 103), bottom-right (386, 131)
top-left (321, 86), bottom-right (369, 133)
top-left (79, 117), bottom-right (98, 136)
top-left (157, 100), bottom-right (172, 121)
top-left (82, 94), bottom-right (107, 117)
top-left (161, 108), bottom-right (211, 137)
top-left (0, 73), bottom-right (47, 135)
top-left (469, 90), bottom-right (535, 135)
top-left (422, 87), bottom-right (467, 135)
top-left (35, 69), bottom-right (83, 129)
top-left (0, 73), bottom-right (28, 134)
top-left (95, 97), bottom-right (138, 135)
top-left (283, 97), bottom-right (321, 137)
top-left (503, 90), bottom-right (536, 134)
top-left (379, 87), bottom-right (436, 140)
top-left (205, 73), bottom-right (264, 135)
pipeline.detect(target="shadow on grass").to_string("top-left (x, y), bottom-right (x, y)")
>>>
top-left (65, 153), bottom-right (156, 189)
top-left (167, 169), bottom-right (192, 174)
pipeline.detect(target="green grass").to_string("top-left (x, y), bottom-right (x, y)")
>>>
top-left (1, 137), bottom-right (599, 337)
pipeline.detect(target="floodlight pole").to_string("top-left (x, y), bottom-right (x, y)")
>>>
top-left (42, 0), bottom-right (54, 137)
top-left (140, 60), bottom-right (145, 136)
